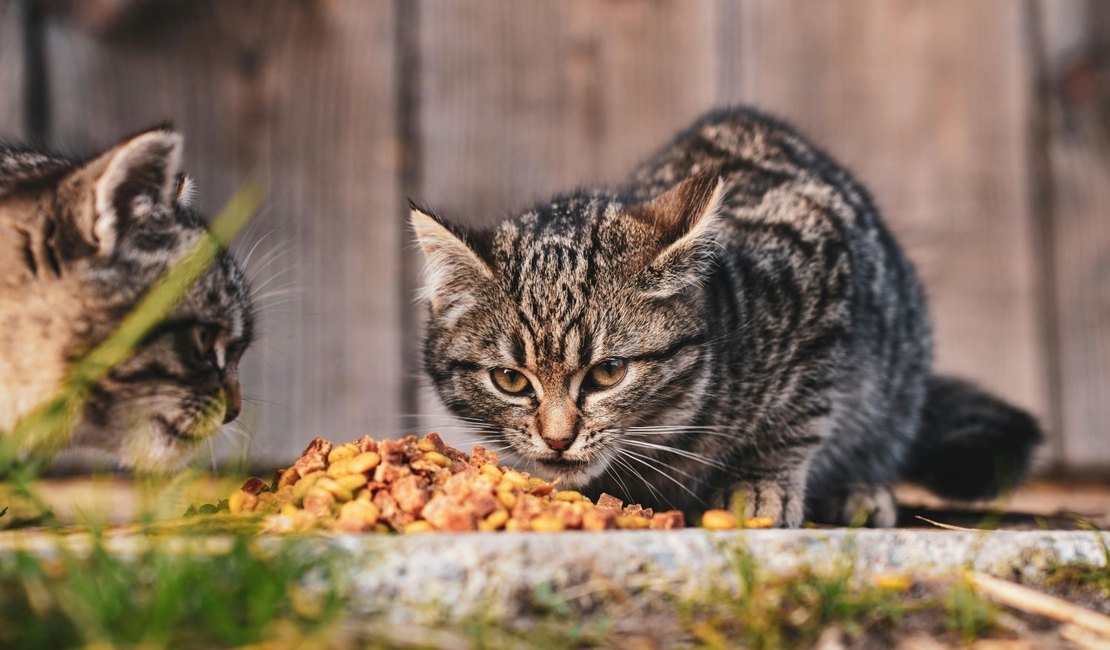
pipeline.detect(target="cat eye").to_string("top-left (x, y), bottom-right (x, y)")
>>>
top-left (584, 358), bottom-right (628, 391)
top-left (490, 368), bottom-right (532, 395)
top-left (192, 323), bottom-right (219, 358)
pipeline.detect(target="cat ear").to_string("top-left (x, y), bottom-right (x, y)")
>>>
top-left (631, 174), bottom-right (725, 298)
top-left (67, 127), bottom-right (184, 256)
top-left (410, 205), bottom-right (494, 312)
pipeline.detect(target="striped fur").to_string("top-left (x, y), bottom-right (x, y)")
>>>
top-left (0, 128), bottom-right (252, 472)
top-left (414, 107), bottom-right (1042, 526)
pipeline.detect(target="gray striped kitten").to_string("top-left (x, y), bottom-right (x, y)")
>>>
top-left (412, 108), bottom-right (1041, 527)
top-left (0, 128), bottom-right (252, 472)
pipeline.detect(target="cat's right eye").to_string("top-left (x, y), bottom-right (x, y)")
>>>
top-left (490, 368), bottom-right (532, 395)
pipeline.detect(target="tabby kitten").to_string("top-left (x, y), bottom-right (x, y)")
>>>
top-left (0, 128), bottom-right (253, 472)
top-left (413, 107), bottom-right (1042, 527)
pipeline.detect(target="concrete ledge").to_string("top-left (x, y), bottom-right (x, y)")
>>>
top-left (2, 528), bottom-right (1106, 624)
top-left (329, 529), bottom-right (1109, 621)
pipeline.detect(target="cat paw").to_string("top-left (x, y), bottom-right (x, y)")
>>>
top-left (834, 481), bottom-right (892, 525)
top-left (727, 479), bottom-right (805, 528)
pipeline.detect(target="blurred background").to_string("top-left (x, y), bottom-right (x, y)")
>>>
top-left (0, 0), bottom-right (1107, 477)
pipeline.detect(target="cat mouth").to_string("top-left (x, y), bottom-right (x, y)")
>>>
top-left (533, 456), bottom-right (603, 488)
top-left (536, 457), bottom-right (591, 470)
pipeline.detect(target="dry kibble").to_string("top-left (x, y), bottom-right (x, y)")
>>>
top-left (479, 464), bottom-right (503, 481)
top-left (616, 515), bottom-right (651, 530)
top-left (403, 521), bottom-right (434, 534)
top-left (204, 432), bottom-right (689, 534)
top-left (480, 509), bottom-right (510, 531)
top-left (348, 451), bottom-right (382, 474)
top-left (743, 516), bottom-right (774, 529)
top-left (554, 490), bottom-right (586, 502)
top-left (336, 474), bottom-right (369, 491)
top-left (292, 472), bottom-right (323, 504)
top-left (315, 477), bottom-right (354, 502)
top-left (327, 443), bottom-right (359, 464)
top-left (422, 451), bottom-right (452, 468)
top-left (302, 487), bottom-right (335, 517)
top-left (701, 510), bottom-right (738, 530)
top-left (502, 470), bottom-right (528, 490)
top-left (228, 489), bottom-right (257, 515)
top-left (530, 515), bottom-right (566, 532)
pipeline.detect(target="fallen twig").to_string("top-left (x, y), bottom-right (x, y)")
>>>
top-left (970, 571), bottom-right (1110, 637)
top-left (914, 516), bottom-right (977, 532)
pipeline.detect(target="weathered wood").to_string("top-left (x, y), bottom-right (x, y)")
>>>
top-left (0, 1), bottom-right (24, 139)
top-left (723, 0), bottom-right (1048, 438)
top-left (1037, 0), bottom-right (1110, 470)
top-left (43, 1), bottom-right (402, 466)
top-left (414, 0), bottom-right (719, 441)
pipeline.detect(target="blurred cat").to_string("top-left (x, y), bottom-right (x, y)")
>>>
top-left (413, 107), bottom-right (1042, 527)
top-left (0, 128), bottom-right (253, 472)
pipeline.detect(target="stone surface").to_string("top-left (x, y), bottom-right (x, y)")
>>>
top-left (2, 528), bottom-right (1106, 625)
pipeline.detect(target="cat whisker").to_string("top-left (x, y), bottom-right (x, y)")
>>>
top-left (601, 453), bottom-right (635, 503)
top-left (609, 451), bottom-right (674, 509)
top-left (618, 438), bottom-right (729, 470)
top-left (613, 447), bottom-right (707, 506)
top-left (238, 229), bottom-right (276, 270)
top-left (250, 266), bottom-right (297, 297)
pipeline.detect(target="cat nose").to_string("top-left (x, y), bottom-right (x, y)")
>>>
top-left (542, 435), bottom-right (575, 452)
top-left (222, 378), bottom-right (242, 424)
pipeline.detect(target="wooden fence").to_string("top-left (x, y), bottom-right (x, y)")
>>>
top-left (1, 0), bottom-right (1107, 472)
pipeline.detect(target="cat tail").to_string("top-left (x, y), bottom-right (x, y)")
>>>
top-left (902, 375), bottom-right (1043, 501)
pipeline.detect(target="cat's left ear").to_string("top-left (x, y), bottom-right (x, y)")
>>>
top-left (64, 127), bottom-right (184, 256)
top-left (631, 174), bottom-right (725, 297)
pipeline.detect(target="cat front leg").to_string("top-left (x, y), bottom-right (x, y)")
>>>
top-left (726, 472), bottom-right (807, 528)
top-left (722, 433), bottom-right (821, 528)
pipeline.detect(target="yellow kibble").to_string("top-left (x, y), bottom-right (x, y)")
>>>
top-left (348, 451), bottom-right (382, 474)
top-left (616, 515), bottom-right (650, 530)
top-left (326, 459), bottom-right (352, 477)
top-left (422, 451), bottom-right (452, 468)
top-left (403, 521), bottom-right (434, 534)
top-left (315, 477), bottom-right (353, 502)
top-left (502, 470), bottom-right (528, 489)
top-left (497, 488), bottom-right (517, 509)
top-left (280, 503), bottom-right (300, 518)
top-left (302, 487), bottom-right (335, 517)
top-left (875, 575), bottom-right (911, 592)
top-left (336, 474), bottom-right (368, 491)
top-left (292, 472), bottom-right (323, 504)
top-left (479, 509), bottom-right (510, 531)
top-left (338, 500), bottom-right (380, 527)
top-left (701, 509), bottom-right (738, 530)
top-left (479, 464), bottom-right (504, 481)
top-left (505, 519), bottom-right (527, 531)
top-left (526, 477), bottom-right (550, 491)
top-left (554, 490), bottom-right (586, 502)
top-left (530, 515), bottom-right (565, 532)
top-left (743, 516), bottom-right (774, 529)
top-left (327, 443), bottom-right (358, 464)
top-left (228, 489), bottom-right (254, 515)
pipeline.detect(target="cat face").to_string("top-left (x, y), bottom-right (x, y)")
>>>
top-left (0, 128), bottom-right (253, 472)
top-left (415, 176), bottom-right (723, 487)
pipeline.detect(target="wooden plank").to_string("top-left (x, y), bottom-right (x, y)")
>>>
top-left (42, 1), bottom-right (401, 466)
top-left (0, 1), bottom-right (24, 138)
top-left (414, 0), bottom-right (719, 442)
top-left (723, 0), bottom-right (1047, 439)
top-left (1037, 0), bottom-right (1110, 470)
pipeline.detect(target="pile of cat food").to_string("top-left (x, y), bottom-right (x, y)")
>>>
top-left (223, 432), bottom-right (687, 533)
